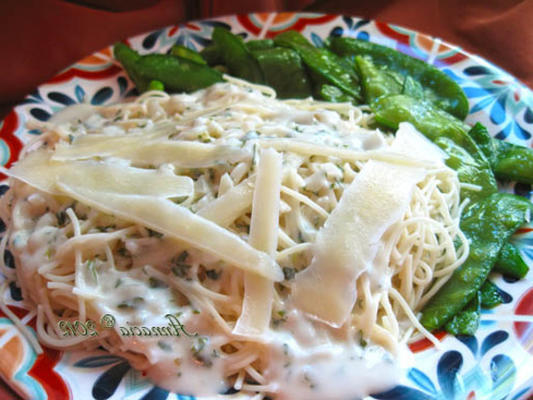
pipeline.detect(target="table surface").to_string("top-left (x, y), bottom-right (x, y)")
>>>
top-left (0, 0), bottom-right (531, 120)
top-left (0, 0), bottom-right (532, 398)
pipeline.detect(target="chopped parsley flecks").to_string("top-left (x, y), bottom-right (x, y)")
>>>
top-left (171, 251), bottom-right (191, 279)
top-left (117, 297), bottom-right (144, 310)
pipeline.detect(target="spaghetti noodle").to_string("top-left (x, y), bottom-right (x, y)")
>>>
top-left (0, 79), bottom-right (467, 399)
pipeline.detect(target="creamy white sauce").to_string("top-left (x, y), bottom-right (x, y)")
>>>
top-left (145, 355), bottom-right (226, 396)
top-left (3, 82), bottom-right (419, 399)
top-left (91, 255), bottom-right (230, 396)
top-left (267, 340), bottom-right (404, 400)
top-left (48, 104), bottom-right (100, 125)
top-left (265, 310), bottom-right (408, 400)
top-left (10, 196), bottom-right (405, 399)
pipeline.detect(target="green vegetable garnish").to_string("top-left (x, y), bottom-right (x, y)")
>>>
top-left (251, 47), bottom-right (312, 98)
top-left (480, 280), bottom-right (504, 309)
top-left (445, 291), bottom-right (481, 335)
top-left (169, 45), bottom-right (206, 65)
top-left (434, 136), bottom-right (497, 203)
top-left (274, 31), bottom-right (362, 101)
top-left (329, 36), bottom-right (469, 119)
top-left (200, 43), bottom-right (223, 66)
top-left (211, 27), bottom-right (263, 83)
top-left (246, 39), bottom-right (275, 51)
top-left (469, 122), bottom-right (533, 184)
top-left (114, 42), bottom-right (223, 93)
top-left (354, 55), bottom-right (403, 103)
top-left (318, 84), bottom-right (355, 103)
top-left (148, 80), bottom-right (165, 91)
top-left (494, 242), bottom-right (530, 279)
top-left (420, 193), bottom-right (532, 331)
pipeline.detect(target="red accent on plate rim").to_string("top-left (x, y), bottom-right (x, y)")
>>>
top-left (0, 306), bottom-right (69, 399)
top-left (0, 111), bottom-right (23, 180)
top-left (236, 13), bottom-right (337, 38)
top-left (409, 331), bottom-right (447, 353)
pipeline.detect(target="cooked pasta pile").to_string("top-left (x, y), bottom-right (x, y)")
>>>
top-left (0, 77), bottom-right (467, 399)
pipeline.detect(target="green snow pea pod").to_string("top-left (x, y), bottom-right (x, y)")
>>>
top-left (444, 291), bottom-right (481, 336)
top-left (354, 55), bottom-right (427, 104)
top-left (200, 43), bottom-right (223, 66)
top-left (479, 280), bottom-right (504, 309)
top-left (467, 123), bottom-right (498, 165)
top-left (434, 136), bottom-right (497, 203)
top-left (354, 55), bottom-right (403, 103)
top-left (401, 75), bottom-right (425, 99)
top-left (328, 36), bottom-right (468, 119)
top-left (274, 31), bottom-right (362, 101)
top-left (420, 192), bottom-right (532, 331)
top-left (318, 84), bottom-right (355, 103)
top-left (170, 45), bottom-right (206, 65)
top-left (246, 39), bottom-right (275, 51)
top-left (212, 27), bottom-right (263, 83)
top-left (251, 47), bottom-right (312, 99)
top-left (114, 43), bottom-right (223, 93)
top-left (372, 95), bottom-right (487, 163)
top-left (469, 123), bottom-right (533, 184)
top-left (114, 43), bottom-right (145, 89)
top-left (492, 141), bottom-right (533, 184)
top-left (494, 242), bottom-right (530, 279)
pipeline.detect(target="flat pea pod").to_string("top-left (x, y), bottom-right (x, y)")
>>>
top-left (492, 141), bottom-right (533, 184)
top-left (494, 242), bottom-right (530, 279)
top-left (355, 55), bottom-right (403, 103)
top-left (318, 84), bottom-right (355, 103)
top-left (114, 43), bottom-right (223, 93)
top-left (274, 31), bottom-right (362, 101)
top-left (251, 47), bottom-right (312, 99)
top-left (114, 43), bottom-right (144, 90)
top-left (372, 95), bottom-right (487, 163)
top-left (328, 37), bottom-right (469, 119)
top-left (420, 192), bottom-right (532, 331)
top-left (480, 280), bottom-right (504, 309)
top-left (200, 43), bottom-right (223, 66)
top-left (170, 45), bottom-right (206, 64)
top-left (355, 55), bottom-right (426, 104)
top-left (212, 27), bottom-right (263, 83)
top-left (434, 136), bottom-right (497, 203)
top-left (444, 291), bottom-right (481, 335)
top-left (469, 123), bottom-right (533, 184)
top-left (246, 39), bottom-right (275, 51)
top-left (467, 123), bottom-right (498, 165)
top-left (402, 75), bottom-right (425, 99)
top-left (305, 68), bottom-right (334, 100)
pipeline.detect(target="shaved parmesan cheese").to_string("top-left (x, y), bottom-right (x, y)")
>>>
top-left (291, 136), bottom-right (428, 327)
top-left (259, 138), bottom-right (436, 168)
top-left (394, 122), bottom-right (447, 163)
top-left (57, 182), bottom-right (283, 281)
top-left (49, 104), bottom-right (100, 125)
top-left (3, 150), bottom-right (194, 199)
top-left (68, 120), bottom-right (178, 143)
top-left (234, 149), bottom-right (282, 337)
top-left (197, 177), bottom-right (254, 227)
top-left (54, 138), bottom-right (249, 168)
top-left (247, 151), bottom-right (282, 256)
top-left (217, 173), bottom-right (234, 196)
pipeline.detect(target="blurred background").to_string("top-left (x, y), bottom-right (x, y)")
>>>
top-left (0, 0), bottom-right (531, 119)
